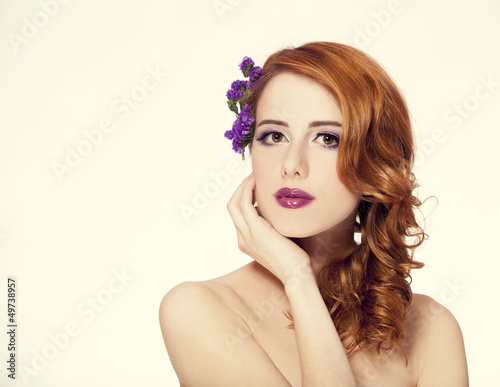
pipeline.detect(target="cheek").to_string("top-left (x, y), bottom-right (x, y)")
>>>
top-left (324, 180), bottom-right (360, 216)
top-left (251, 151), bottom-right (279, 192)
top-left (317, 160), bottom-right (359, 207)
top-left (251, 155), bottom-right (265, 179)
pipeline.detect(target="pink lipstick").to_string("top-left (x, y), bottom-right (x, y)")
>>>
top-left (274, 188), bottom-right (315, 209)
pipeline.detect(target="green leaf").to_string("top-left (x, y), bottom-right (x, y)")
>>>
top-left (241, 89), bottom-right (251, 104)
top-left (227, 100), bottom-right (239, 115)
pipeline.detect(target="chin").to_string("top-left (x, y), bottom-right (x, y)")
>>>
top-left (275, 225), bottom-right (308, 238)
top-left (262, 212), bottom-right (325, 238)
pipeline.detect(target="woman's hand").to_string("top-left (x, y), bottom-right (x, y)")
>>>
top-left (226, 172), bottom-right (312, 285)
top-left (227, 172), bottom-right (357, 386)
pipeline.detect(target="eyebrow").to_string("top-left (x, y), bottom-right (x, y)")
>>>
top-left (256, 119), bottom-right (342, 129)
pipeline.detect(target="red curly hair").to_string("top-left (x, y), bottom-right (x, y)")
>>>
top-left (247, 41), bottom-right (427, 362)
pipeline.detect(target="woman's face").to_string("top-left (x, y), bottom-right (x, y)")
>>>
top-left (250, 72), bottom-right (360, 238)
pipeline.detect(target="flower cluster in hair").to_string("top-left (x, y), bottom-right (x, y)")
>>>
top-left (224, 56), bottom-right (263, 160)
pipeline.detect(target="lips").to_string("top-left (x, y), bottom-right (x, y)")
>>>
top-left (274, 188), bottom-right (315, 209)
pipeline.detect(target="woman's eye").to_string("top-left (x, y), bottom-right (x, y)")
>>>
top-left (269, 132), bottom-right (285, 143)
top-left (315, 133), bottom-right (340, 148)
top-left (256, 131), bottom-right (339, 148)
top-left (257, 131), bottom-right (287, 145)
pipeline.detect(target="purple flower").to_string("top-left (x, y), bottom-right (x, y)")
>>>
top-left (248, 66), bottom-right (263, 82)
top-left (224, 104), bottom-right (254, 153)
top-left (226, 80), bottom-right (252, 100)
top-left (225, 56), bottom-right (262, 157)
top-left (231, 80), bottom-right (251, 90)
top-left (239, 104), bottom-right (254, 125)
top-left (226, 88), bottom-right (243, 100)
top-left (239, 56), bottom-right (255, 71)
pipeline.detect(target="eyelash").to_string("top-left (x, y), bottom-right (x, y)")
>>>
top-left (255, 131), bottom-right (340, 149)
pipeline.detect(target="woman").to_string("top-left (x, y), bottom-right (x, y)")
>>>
top-left (159, 42), bottom-right (468, 386)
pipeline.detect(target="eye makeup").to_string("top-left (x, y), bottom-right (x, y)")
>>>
top-left (255, 130), bottom-right (340, 149)
top-left (313, 131), bottom-right (340, 149)
top-left (255, 130), bottom-right (286, 146)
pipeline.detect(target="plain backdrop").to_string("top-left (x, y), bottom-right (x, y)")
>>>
top-left (1, 0), bottom-right (499, 386)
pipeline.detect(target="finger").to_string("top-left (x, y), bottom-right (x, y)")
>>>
top-left (240, 173), bottom-right (265, 225)
top-left (227, 182), bottom-right (248, 231)
top-left (227, 173), bottom-right (254, 232)
top-left (227, 172), bottom-right (253, 208)
top-left (235, 228), bottom-right (249, 255)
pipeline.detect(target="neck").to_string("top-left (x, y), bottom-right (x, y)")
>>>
top-left (290, 215), bottom-right (357, 279)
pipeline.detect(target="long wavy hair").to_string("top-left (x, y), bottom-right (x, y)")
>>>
top-left (247, 41), bottom-right (427, 362)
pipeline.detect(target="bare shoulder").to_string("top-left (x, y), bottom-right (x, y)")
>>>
top-left (159, 279), bottom-right (247, 342)
top-left (407, 293), bottom-right (464, 336)
top-left (158, 281), bottom-right (247, 386)
top-left (159, 280), bottom-right (238, 314)
top-left (406, 293), bottom-right (469, 387)
top-left (159, 263), bottom-right (254, 323)
top-left (159, 280), bottom-right (246, 344)
top-left (158, 269), bottom-right (292, 387)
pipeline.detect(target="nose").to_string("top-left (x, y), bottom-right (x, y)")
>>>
top-left (281, 145), bottom-right (308, 178)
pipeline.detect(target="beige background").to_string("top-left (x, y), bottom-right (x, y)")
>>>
top-left (1, 0), bottom-right (499, 385)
